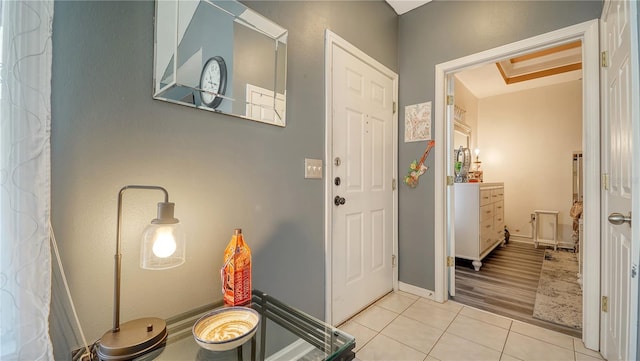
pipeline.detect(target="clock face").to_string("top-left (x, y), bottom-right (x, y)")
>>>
top-left (200, 56), bottom-right (227, 108)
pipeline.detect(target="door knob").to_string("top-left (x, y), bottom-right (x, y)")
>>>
top-left (334, 196), bottom-right (346, 206)
top-left (608, 212), bottom-right (632, 226)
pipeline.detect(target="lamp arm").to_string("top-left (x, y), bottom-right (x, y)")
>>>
top-left (112, 185), bottom-right (170, 333)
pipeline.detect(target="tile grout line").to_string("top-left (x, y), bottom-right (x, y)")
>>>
top-left (420, 299), bottom-right (466, 359)
top-left (499, 316), bottom-right (515, 361)
top-left (349, 292), bottom-right (599, 361)
top-left (447, 304), bottom-right (514, 359)
top-left (349, 293), bottom-right (421, 356)
top-left (458, 299), bottom-right (585, 358)
top-left (375, 295), bottom-right (430, 357)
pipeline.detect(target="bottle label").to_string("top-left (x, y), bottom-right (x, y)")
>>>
top-left (221, 234), bottom-right (252, 306)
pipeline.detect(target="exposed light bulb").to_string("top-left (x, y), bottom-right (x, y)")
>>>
top-left (152, 228), bottom-right (177, 258)
top-left (474, 148), bottom-right (480, 157)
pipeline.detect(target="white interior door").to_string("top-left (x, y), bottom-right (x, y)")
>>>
top-left (600, 1), bottom-right (638, 359)
top-left (330, 41), bottom-right (395, 325)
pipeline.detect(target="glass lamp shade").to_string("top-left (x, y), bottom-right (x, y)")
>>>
top-left (140, 223), bottom-right (186, 270)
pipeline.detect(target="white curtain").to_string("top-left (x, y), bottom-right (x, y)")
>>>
top-left (0, 0), bottom-right (54, 360)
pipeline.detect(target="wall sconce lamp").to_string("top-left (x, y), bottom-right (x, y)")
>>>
top-left (97, 185), bottom-right (186, 360)
top-left (473, 148), bottom-right (483, 182)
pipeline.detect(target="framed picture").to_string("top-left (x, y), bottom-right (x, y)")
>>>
top-left (404, 101), bottom-right (431, 142)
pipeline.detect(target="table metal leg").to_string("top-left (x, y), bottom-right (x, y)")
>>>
top-left (251, 336), bottom-right (256, 361)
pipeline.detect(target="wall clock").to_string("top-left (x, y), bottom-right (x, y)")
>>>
top-left (199, 56), bottom-right (227, 109)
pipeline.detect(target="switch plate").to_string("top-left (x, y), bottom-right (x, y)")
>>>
top-left (304, 158), bottom-right (323, 179)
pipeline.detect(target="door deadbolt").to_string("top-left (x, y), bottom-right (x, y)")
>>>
top-left (334, 157), bottom-right (341, 166)
top-left (334, 196), bottom-right (346, 206)
top-left (334, 177), bottom-right (341, 186)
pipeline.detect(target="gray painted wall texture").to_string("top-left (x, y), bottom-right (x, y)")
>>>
top-left (397, 0), bottom-right (602, 290)
top-left (50, 0), bottom-right (396, 358)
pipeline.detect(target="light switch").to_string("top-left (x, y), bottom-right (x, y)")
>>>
top-left (304, 158), bottom-right (323, 179)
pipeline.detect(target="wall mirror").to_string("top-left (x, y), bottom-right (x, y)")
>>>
top-left (453, 121), bottom-right (471, 149)
top-left (153, 0), bottom-right (288, 126)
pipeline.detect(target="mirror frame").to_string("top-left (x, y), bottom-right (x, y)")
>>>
top-left (454, 120), bottom-right (471, 149)
top-left (152, 0), bottom-right (288, 127)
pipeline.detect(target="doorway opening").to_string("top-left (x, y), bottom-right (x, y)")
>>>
top-left (433, 20), bottom-right (600, 350)
top-left (449, 45), bottom-right (584, 338)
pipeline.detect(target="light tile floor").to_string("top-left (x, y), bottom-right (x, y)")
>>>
top-left (338, 291), bottom-right (605, 361)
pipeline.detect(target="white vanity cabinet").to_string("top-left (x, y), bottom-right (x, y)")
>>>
top-left (455, 182), bottom-right (505, 271)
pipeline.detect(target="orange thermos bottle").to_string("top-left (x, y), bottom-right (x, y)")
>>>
top-left (221, 228), bottom-right (252, 306)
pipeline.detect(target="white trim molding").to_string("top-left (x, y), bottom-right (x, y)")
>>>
top-left (433, 20), bottom-right (600, 350)
top-left (399, 282), bottom-right (436, 301)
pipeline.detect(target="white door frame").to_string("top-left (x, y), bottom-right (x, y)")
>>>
top-left (324, 30), bottom-right (399, 325)
top-left (433, 20), bottom-right (601, 350)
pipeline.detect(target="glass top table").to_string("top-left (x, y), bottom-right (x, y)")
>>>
top-left (138, 290), bottom-right (356, 361)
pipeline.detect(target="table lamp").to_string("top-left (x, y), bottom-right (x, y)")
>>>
top-left (97, 185), bottom-right (186, 360)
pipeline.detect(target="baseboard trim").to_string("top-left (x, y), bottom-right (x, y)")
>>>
top-left (510, 238), bottom-right (576, 250)
top-left (510, 237), bottom-right (534, 244)
top-left (399, 282), bottom-right (436, 301)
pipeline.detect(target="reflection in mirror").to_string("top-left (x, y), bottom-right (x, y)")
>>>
top-left (153, 0), bottom-right (288, 126)
top-left (454, 121), bottom-right (471, 149)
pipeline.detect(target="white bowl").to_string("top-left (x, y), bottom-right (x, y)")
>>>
top-left (192, 307), bottom-right (260, 351)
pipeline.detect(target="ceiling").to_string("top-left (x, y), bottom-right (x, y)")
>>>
top-left (455, 41), bottom-right (583, 99)
top-left (385, 1), bottom-right (582, 99)
top-left (385, 0), bottom-right (431, 15)
top-left (385, 1), bottom-right (582, 98)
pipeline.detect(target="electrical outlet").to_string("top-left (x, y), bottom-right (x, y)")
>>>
top-left (304, 158), bottom-right (323, 179)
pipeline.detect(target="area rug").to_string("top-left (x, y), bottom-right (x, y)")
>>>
top-left (532, 249), bottom-right (582, 330)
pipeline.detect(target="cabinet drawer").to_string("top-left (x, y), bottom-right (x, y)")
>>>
top-left (480, 189), bottom-right (492, 206)
top-left (493, 201), bottom-right (504, 217)
top-left (480, 219), bottom-right (493, 238)
top-left (494, 206), bottom-right (504, 224)
top-left (480, 204), bottom-right (493, 221)
top-left (494, 220), bottom-right (505, 239)
top-left (491, 188), bottom-right (504, 203)
top-left (481, 234), bottom-right (495, 253)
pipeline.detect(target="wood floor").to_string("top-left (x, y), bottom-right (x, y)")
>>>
top-left (451, 241), bottom-right (582, 338)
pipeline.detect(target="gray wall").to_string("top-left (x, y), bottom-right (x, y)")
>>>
top-left (49, 0), bottom-right (397, 359)
top-left (397, 0), bottom-right (602, 289)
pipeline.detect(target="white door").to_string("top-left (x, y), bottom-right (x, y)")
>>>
top-left (600, 1), bottom-right (638, 359)
top-left (331, 42), bottom-right (395, 324)
top-left (245, 84), bottom-right (286, 126)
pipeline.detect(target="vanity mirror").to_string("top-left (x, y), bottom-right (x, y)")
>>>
top-left (453, 120), bottom-right (471, 149)
top-left (453, 121), bottom-right (472, 183)
top-left (153, 0), bottom-right (288, 126)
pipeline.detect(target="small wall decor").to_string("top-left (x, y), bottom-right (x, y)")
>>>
top-left (404, 140), bottom-right (435, 188)
top-left (404, 101), bottom-right (431, 142)
top-left (454, 104), bottom-right (467, 123)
